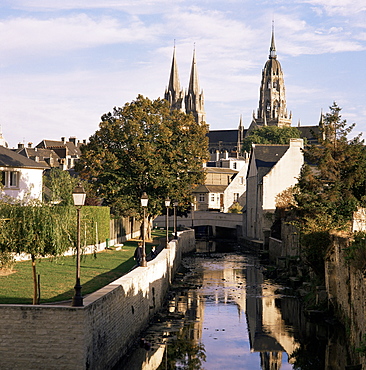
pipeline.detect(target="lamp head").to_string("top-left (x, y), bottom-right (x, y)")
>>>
top-left (141, 192), bottom-right (149, 207)
top-left (72, 183), bottom-right (86, 206)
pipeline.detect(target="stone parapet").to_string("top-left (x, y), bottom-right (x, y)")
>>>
top-left (0, 229), bottom-right (195, 370)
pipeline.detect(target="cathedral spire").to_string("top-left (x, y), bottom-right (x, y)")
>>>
top-left (248, 25), bottom-right (291, 130)
top-left (185, 46), bottom-right (206, 124)
top-left (164, 46), bottom-right (184, 111)
top-left (269, 22), bottom-right (277, 59)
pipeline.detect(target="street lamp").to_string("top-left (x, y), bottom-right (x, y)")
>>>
top-left (72, 183), bottom-right (86, 307)
top-left (191, 202), bottom-right (195, 229)
top-left (140, 192), bottom-right (149, 267)
top-left (173, 201), bottom-right (178, 239)
top-left (165, 198), bottom-right (171, 247)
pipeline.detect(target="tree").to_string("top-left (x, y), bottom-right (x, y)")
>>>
top-left (43, 168), bottom-right (78, 205)
top-left (293, 102), bottom-right (366, 276)
top-left (0, 200), bottom-right (75, 304)
top-left (242, 125), bottom-right (302, 152)
top-left (76, 95), bottom-right (209, 230)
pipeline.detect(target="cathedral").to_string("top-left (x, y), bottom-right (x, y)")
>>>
top-left (164, 30), bottom-right (320, 155)
top-left (164, 47), bottom-right (205, 125)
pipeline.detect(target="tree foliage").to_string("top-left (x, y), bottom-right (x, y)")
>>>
top-left (242, 125), bottom-right (302, 152)
top-left (0, 200), bottom-right (76, 304)
top-left (76, 95), bottom-right (209, 220)
top-left (43, 168), bottom-right (78, 205)
top-left (293, 102), bottom-right (366, 276)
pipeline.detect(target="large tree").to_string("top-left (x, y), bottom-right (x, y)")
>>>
top-left (76, 95), bottom-right (209, 222)
top-left (293, 102), bottom-right (366, 276)
top-left (242, 125), bottom-right (302, 152)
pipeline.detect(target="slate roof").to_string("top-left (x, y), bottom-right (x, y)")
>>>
top-left (0, 146), bottom-right (48, 169)
top-left (250, 144), bottom-right (289, 180)
top-left (298, 126), bottom-right (320, 144)
top-left (36, 140), bottom-right (81, 156)
top-left (192, 184), bottom-right (228, 193)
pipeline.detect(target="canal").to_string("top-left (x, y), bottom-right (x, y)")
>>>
top-left (116, 241), bottom-right (350, 369)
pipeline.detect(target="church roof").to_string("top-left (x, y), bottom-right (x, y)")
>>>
top-left (0, 146), bottom-right (47, 169)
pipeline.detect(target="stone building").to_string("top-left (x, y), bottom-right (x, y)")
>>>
top-left (164, 47), bottom-right (205, 125)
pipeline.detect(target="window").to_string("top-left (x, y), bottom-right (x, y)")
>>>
top-left (239, 177), bottom-right (244, 185)
top-left (233, 193), bottom-right (239, 202)
top-left (233, 162), bottom-right (237, 169)
top-left (199, 193), bottom-right (205, 202)
top-left (210, 194), bottom-right (215, 202)
top-left (1, 171), bottom-right (19, 188)
top-left (10, 172), bottom-right (18, 187)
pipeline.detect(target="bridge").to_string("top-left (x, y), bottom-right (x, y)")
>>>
top-left (154, 211), bottom-right (243, 240)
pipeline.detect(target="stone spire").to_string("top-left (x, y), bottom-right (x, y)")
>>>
top-left (248, 26), bottom-right (292, 131)
top-left (185, 47), bottom-right (206, 124)
top-left (164, 46), bottom-right (184, 111)
top-left (237, 115), bottom-right (244, 156)
top-left (269, 23), bottom-right (277, 59)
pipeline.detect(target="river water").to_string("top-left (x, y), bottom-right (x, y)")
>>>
top-left (117, 241), bottom-right (350, 370)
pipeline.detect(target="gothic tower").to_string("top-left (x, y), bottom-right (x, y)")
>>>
top-left (185, 48), bottom-right (206, 124)
top-left (249, 27), bottom-right (292, 132)
top-left (164, 47), bottom-right (184, 111)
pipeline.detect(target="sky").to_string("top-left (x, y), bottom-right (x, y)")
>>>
top-left (0, 0), bottom-right (365, 148)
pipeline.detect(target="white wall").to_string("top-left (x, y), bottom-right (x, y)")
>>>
top-left (262, 139), bottom-right (303, 211)
top-left (0, 167), bottom-right (44, 202)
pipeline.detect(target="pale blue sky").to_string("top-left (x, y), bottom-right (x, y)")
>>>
top-left (0, 0), bottom-right (365, 147)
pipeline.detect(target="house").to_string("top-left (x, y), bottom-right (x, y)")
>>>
top-left (192, 153), bottom-right (249, 212)
top-left (0, 145), bottom-right (47, 201)
top-left (14, 143), bottom-right (61, 168)
top-left (35, 137), bottom-right (84, 170)
top-left (245, 138), bottom-right (304, 242)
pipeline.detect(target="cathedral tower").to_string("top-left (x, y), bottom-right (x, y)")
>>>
top-left (184, 48), bottom-right (206, 124)
top-left (249, 27), bottom-right (292, 131)
top-left (164, 47), bottom-right (184, 111)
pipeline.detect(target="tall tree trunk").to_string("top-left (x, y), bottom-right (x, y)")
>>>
top-left (31, 254), bottom-right (38, 305)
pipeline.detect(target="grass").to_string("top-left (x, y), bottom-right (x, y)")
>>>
top-left (0, 228), bottom-right (168, 305)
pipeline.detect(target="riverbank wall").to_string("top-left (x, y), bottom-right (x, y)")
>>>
top-left (325, 234), bottom-right (366, 366)
top-left (0, 229), bottom-right (195, 370)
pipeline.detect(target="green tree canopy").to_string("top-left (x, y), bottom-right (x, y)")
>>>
top-left (292, 102), bottom-right (366, 276)
top-left (76, 95), bottom-right (209, 219)
top-left (242, 125), bottom-right (302, 152)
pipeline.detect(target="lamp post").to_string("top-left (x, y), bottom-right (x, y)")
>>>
top-left (140, 192), bottom-right (149, 267)
top-left (173, 201), bottom-right (178, 239)
top-left (191, 201), bottom-right (195, 229)
top-left (165, 198), bottom-right (171, 247)
top-left (72, 183), bottom-right (86, 307)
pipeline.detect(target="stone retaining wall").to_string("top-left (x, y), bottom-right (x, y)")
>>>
top-left (325, 234), bottom-right (366, 367)
top-left (0, 229), bottom-right (195, 370)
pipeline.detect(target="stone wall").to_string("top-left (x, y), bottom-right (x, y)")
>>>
top-left (0, 229), bottom-right (195, 370)
top-left (325, 234), bottom-right (366, 367)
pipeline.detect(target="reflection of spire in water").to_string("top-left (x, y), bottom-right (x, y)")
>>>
top-left (261, 351), bottom-right (283, 370)
top-left (245, 257), bottom-right (299, 369)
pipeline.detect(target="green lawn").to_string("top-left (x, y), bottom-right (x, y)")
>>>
top-left (0, 229), bottom-right (168, 305)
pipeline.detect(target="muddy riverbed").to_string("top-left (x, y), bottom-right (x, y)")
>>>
top-left (116, 243), bottom-right (350, 369)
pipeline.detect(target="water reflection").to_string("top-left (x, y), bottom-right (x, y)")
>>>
top-left (118, 242), bottom-right (341, 369)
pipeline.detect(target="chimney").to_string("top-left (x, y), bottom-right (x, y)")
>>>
top-left (18, 143), bottom-right (24, 149)
top-left (61, 137), bottom-right (66, 143)
top-left (28, 142), bottom-right (32, 148)
top-left (69, 137), bottom-right (77, 145)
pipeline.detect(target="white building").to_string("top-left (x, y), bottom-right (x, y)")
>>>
top-left (0, 146), bottom-right (47, 202)
top-left (245, 139), bottom-right (304, 241)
